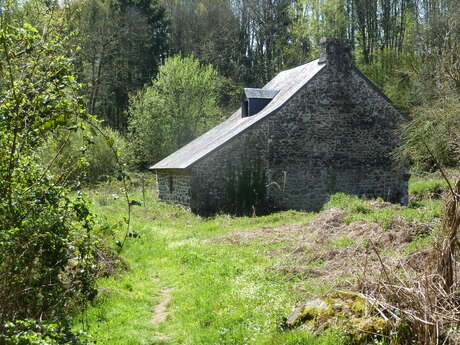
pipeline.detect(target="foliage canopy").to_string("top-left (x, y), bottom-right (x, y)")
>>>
top-left (128, 55), bottom-right (222, 167)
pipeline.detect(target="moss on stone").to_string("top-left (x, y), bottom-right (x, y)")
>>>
top-left (350, 316), bottom-right (389, 334)
top-left (286, 291), bottom-right (397, 344)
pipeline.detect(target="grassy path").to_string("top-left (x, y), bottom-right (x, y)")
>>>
top-left (75, 178), bottom-right (443, 345)
top-left (74, 186), bottom-right (345, 345)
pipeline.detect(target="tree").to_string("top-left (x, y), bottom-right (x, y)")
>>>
top-left (287, 0), bottom-right (350, 65)
top-left (128, 55), bottom-right (222, 166)
top-left (165, 0), bottom-right (241, 78)
top-left (234, 0), bottom-right (293, 85)
top-left (165, 0), bottom-right (294, 87)
top-left (396, 91), bottom-right (460, 171)
top-left (71, 0), bottom-right (169, 130)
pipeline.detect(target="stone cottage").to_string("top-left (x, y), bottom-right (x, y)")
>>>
top-left (150, 38), bottom-right (409, 216)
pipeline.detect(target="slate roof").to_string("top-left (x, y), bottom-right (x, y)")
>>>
top-left (243, 88), bottom-right (279, 99)
top-left (150, 59), bottom-right (326, 170)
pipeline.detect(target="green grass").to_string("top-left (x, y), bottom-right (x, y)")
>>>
top-left (74, 182), bottom-right (342, 345)
top-left (325, 192), bottom-right (442, 229)
top-left (409, 175), bottom-right (455, 200)
top-left (74, 176), bottom-right (445, 345)
top-left (403, 233), bottom-right (435, 254)
top-left (331, 237), bottom-right (356, 249)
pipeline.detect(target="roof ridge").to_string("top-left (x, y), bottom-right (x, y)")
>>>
top-left (150, 59), bottom-right (324, 170)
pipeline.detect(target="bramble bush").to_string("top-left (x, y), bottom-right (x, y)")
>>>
top-left (0, 19), bottom-right (98, 340)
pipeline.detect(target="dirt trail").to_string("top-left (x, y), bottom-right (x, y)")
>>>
top-left (152, 287), bottom-right (173, 324)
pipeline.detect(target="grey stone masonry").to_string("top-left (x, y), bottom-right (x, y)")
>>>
top-left (156, 171), bottom-right (191, 206)
top-left (151, 38), bottom-right (409, 216)
top-left (265, 63), bottom-right (407, 210)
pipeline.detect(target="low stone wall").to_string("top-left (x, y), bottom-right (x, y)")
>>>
top-left (156, 171), bottom-right (191, 206)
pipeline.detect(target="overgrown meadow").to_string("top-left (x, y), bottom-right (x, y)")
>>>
top-left (73, 175), bottom-right (448, 344)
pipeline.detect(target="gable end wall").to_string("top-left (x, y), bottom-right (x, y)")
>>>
top-left (265, 66), bottom-right (408, 210)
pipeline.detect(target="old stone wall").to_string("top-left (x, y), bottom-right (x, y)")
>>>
top-left (189, 63), bottom-right (408, 215)
top-left (156, 171), bottom-right (191, 206)
top-left (264, 66), bottom-right (409, 210)
top-left (191, 121), bottom-right (270, 215)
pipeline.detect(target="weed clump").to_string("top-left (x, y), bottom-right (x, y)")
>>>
top-left (359, 179), bottom-right (460, 345)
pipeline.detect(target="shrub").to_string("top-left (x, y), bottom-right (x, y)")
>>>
top-left (39, 126), bottom-right (129, 185)
top-left (0, 23), bottom-right (98, 326)
top-left (396, 91), bottom-right (460, 172)
top-left (0, 319), bottom-right (92, 345)
top-left (0, 173), bottom-right (98, 322)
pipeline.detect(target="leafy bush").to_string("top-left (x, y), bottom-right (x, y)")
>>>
top-left (0, 319), bottom-right (92, 345)
top-left (39, 126), bottom-right (129, 185)
top-left (0, 173), bottom-right (97, 321)
top-left (0, 23), bottom-right (98, 326)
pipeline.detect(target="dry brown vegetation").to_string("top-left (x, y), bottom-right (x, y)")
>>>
top-left (213, 187), bottom-right (460, 343)
top-left (213, 203), bottom-right (432, 290)
top-left (361, 179), bottom-right (460, 345)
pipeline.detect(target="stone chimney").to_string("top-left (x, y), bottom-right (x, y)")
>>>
top-left (318, 38), bottom-right (352, 74)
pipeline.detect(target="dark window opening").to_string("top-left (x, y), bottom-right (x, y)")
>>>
top-left (243, 100), bottom-right (249, 117)
top-left (169, 175), bottom-right (174, 193)
top-left (241, 89), bottom-right (279, 118)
